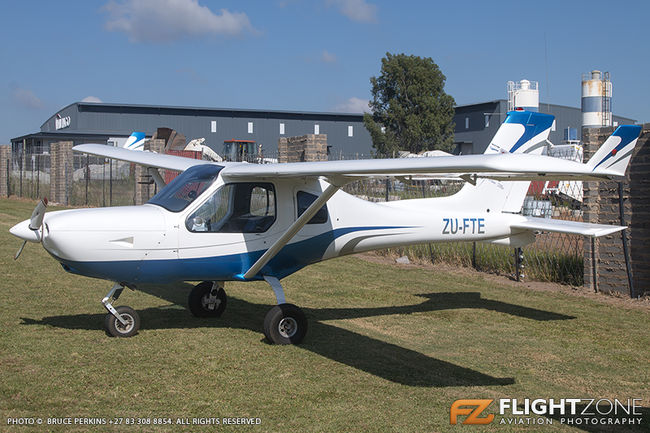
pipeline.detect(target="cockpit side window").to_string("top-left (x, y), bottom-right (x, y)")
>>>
top-left (187, 183), bottom-right (276, 233)
top-left (148, 164), bottom-right (222, 212)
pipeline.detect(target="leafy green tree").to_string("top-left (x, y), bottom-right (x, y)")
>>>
top-left (364, 53), bottom-right (456, 156)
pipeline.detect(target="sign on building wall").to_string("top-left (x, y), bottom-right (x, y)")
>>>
top-left (55, 114), bottom-right (71, 130)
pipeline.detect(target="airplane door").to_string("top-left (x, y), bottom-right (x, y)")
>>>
top-left (178, 182), bottom-right (282, 280)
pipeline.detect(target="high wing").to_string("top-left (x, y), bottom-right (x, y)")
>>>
top-left (73, 143), bottom-right (215, 172)
top-left (74, 123), bottom-right (641, 184)
top-left (219, 153), bottom-right (628, 183)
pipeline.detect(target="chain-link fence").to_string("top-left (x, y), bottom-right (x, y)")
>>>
top-left (9, 153), bottom-right (136, 207)
top-left (341, 176), bottom-right (584, 285)
top-left (7, 148), bottom-right (585, 285)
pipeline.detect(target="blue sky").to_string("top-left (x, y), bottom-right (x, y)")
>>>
top-left (1, 0), bottom-right (647, 143)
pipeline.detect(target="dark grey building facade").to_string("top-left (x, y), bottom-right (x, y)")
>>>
top-left (453, 100), bottom-right (636, 155)
top-left (11, 102), bottom-right (372, 159)
top-left (11, 100), bottom-right (637, 159)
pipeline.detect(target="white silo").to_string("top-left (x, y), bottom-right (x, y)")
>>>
top-left (581, 70), bottom-right (612, 128)
top-left (507, 79), bottom-right (539, 112)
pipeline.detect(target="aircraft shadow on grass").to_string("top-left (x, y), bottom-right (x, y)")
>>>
top-left (21, 284), bottom-right (574, 388)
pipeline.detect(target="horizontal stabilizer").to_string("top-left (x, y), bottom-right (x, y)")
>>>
top-left (511, 217), bottom-right (625, 237)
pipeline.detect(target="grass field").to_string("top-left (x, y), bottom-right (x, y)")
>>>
top-left (1, 198), bottom-right (648, 432)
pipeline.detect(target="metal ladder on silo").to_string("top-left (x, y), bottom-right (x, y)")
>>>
top-left (601, 72), bottom-right (612, 127)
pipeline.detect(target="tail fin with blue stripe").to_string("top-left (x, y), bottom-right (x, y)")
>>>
top-left (123, 132), bottom-right (146, 151)
top-left (452, 110), bottom-right (555, 213)
top-left (587, 125), bottom-right (642, 177)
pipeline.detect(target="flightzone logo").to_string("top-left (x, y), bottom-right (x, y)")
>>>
top-left (450, 398), bottom-right (644, 427)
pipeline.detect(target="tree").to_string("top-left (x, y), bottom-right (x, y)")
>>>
top-left (363, 53), bottom-right (456, 156)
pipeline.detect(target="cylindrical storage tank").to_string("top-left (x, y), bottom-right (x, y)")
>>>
top-left (582, 70), bottom-right (612, 128)
top-left (514, 79), bottom-right (539, 111)
top-left (507, 80), bottom-right (539, 112)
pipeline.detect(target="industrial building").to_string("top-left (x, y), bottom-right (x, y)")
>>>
top-left (453, 73), bottom-right (635, 155)
top-left (11, 72), bottom-right (636, 159)
top-left (11, 103), bottom-right (372, 160)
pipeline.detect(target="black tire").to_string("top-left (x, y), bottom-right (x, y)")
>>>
top-left (263, 303), bottom-right (307, 345)
top-left (188, 281), bottom-right (227, 318)
top-left (104, 306), bottom-right (140, 338)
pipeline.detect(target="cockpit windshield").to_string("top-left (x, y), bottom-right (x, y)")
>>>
top-left (148, 164), bottom-right (223, 212)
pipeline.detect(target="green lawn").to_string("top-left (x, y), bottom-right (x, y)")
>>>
top-left (0, 198), bottom-right (648, 432)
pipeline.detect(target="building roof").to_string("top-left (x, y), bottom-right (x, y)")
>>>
top-left (41, 102), bottom-right (365, 131)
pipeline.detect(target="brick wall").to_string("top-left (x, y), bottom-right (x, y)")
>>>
top-left (278, 134), bottom-right (328, 163)
top-left (0, 145), bottom-right (11, 197)
top-left (49, 141), bottom-right (73, 205)
top-left (583, 125), bottom-right (650, 296)
top-left (135, 139), bottom-right (165, 205)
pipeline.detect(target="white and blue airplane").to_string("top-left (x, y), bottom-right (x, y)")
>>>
top-left (9, 111), bottom-right (642, 344)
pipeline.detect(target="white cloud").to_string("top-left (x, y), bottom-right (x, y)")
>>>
top-left (103, 0), bottom-right (258, 43)
top-left (335, 97), bottom-right (370, 113)
top-left (321, 50), bottom-right (337, 63)
top-left (11, 86), bottom-right (44, 110)
top-left (81, 96), bottom-right (103, 103)
top-left (327, 0), bottom-right (377, 23)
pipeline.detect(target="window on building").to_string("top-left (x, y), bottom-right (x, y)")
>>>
top-left (280, 122), bottom-right (285, 135)
top-left (186, 183), bottom-right (276, 233)
top-left (297, 191), bottom-right (328, 224)
top-left (348, 125), bottom-right (353, 137)
top-left (211, 120), bottom-right (217, 133)
top-left (248, 122), bottom-right (254, 134)
top-left (465, 117), bottom-right (470, 129)
top-left (314, 124), bottom-right (320, 135)
top-left (484, 115), bottom-right (490, 128)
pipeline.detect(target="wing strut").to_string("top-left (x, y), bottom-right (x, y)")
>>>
top-left (242, 184), bottom-right (340, 280)
top-left (148, 167), bottom-right (166, 189)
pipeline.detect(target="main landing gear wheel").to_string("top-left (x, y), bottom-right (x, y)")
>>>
top-left (188, 281), bottom-right (227, 318)
top-left (263, 303), bottom-right (307, 345)
top-left (104, 306), bottom-right (140, 338)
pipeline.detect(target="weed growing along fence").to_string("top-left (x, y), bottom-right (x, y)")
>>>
top-left (342, 177), bottom-right (584, 285)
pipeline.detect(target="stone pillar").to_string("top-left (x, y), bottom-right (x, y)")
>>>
top-left (582, 125), bottom-right (650, 296)
top-left (49, 141), bottom-right (73, 205)
top-left (278, 134), bottom-right (328, 163)
top-left (135, 139), bottom-right (165, 205)
top-left (582, 127), bottom-right (612, 291)
top-left (278, 137), bottom-right (288, 163)
top-left (628, 125), bottom-right (650, 295)
top-left (0, 145), bottom-right (11, 197)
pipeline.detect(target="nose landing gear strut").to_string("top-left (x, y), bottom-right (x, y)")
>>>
top-left (102, 283), bottom-right (140, 338)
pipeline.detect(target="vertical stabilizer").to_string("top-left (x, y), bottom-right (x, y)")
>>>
top-left (453, 111), bottom-right (555, 213)
top-left (123, 132), bottom-right (146, 151)
top-left (587, 125), bottom-right (642, 177)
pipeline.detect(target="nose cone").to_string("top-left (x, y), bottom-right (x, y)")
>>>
top-left (9, 219), bottom-right (41, 243)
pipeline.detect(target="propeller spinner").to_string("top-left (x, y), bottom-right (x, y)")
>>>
top-left (11, 198), bottom-right (48, 260)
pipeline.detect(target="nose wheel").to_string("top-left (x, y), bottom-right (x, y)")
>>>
top-left (102, 283), bottom-right (140, 338)
top-left (104, 306), bottom-right (140, 337)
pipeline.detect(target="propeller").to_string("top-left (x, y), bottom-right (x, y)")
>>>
top-left (14, 197), bottom-right (48, 260)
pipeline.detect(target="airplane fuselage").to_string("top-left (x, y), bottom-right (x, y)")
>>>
top-left (14, 176), bottom-right (528, 286)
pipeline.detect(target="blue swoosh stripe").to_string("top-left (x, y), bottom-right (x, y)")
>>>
top-left (56, 226), bottom-right (413, 284)
top-left (504, 111), bottom-right (555, 153)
